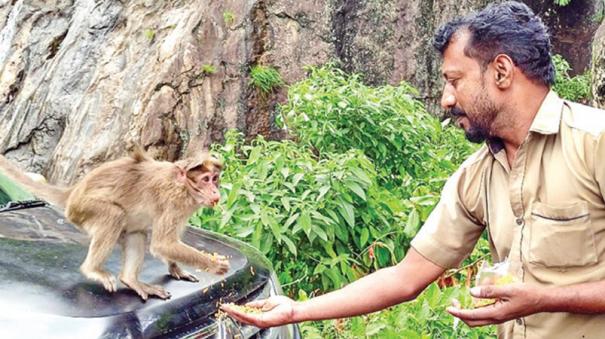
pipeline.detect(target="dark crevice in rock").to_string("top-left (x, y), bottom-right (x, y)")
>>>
top-left (207, 109), bottom-right (226, 145)
top-left (5, 69), bottom-right (24, 104)
top-left (154, 82), bottom-right (179, 93)
top-left (331, 0), bottom-right (360, 74)
top-left (244, 0), bottom-right (284, 141)
top-left (47, 30), bottom-right (68, 60)
top-left (414, 0), bottom-right (440, 113)
top-left (274, 11), bottom-right (311, 28)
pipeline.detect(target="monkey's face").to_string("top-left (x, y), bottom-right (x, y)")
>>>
top-left (189, 168), bottom-right (221, 207)
top-left (177, 156), bottom-right (222, 207)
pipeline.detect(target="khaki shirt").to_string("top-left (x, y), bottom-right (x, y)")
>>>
top-left (411, 90), bottom-right (605, 339)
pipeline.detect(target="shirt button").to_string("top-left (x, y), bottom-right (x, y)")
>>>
top-left (516, 318), bottom-right (523, 325)
top-left (516, 218), bottom-right (524, 226)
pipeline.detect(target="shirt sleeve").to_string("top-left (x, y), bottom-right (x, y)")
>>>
top-left (410, 165), bottom-right (486, 269)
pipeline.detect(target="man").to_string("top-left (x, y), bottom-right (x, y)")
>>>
top-left (222, 2), bottom-right (605, 338)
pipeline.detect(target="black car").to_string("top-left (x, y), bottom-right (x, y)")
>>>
top-left (0, 173), bottom-right (301, 339)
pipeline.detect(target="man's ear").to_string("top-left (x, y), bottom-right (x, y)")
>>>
top-left (492, 54), bottom-right (514, 89)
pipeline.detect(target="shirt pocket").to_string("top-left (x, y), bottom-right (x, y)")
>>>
top-left (529, 201), bottom-right (597, 268)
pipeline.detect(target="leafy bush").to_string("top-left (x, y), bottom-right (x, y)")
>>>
top-left (279, 65), bottom-right (474, 193)
top-left (194, 131), bottom-right (411, 293)
top-left (553, 54), bottom-right (591, 102)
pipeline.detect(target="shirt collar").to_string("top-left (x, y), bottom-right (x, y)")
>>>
top-left (485, 89), bottom-right (563, 155)
top-left (528, 89), bottom-right (564, 135)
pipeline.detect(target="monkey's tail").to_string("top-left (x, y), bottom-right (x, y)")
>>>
top-left (0, 155), bottom-right (71, 208)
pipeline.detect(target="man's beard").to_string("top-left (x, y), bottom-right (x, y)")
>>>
top-left (449, 92), bottom-right (498, 144)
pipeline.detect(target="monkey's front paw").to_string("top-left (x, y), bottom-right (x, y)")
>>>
top-left (208, 255), bottom-right (230, 275)
top-left (102, 274), bottom-right (118, 293)
top-left (82, 267), bottom-right (118, 292)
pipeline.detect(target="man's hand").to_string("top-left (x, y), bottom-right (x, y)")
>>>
top-left (447, 283), bottom-right (546, 327)
top-left (220, 296), bottom-right (297, 328)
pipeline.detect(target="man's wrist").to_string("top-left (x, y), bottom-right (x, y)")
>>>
top-left (537, 285), bottom-right (561, 313)
top-left (291, 300), bottom-right (307, 323)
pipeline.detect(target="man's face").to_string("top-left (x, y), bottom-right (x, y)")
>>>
top-left (440, 31), bottom-right (499, 143)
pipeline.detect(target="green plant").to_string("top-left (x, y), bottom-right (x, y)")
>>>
top-left (201, 64), bottom-right (217, 75)
top-left (143, 29), bottom-right (156, 41)
top-left (223, 10), bottom-right (236, 26)
top-left (194, 130), bottom-right (408, 293)
top-left (250, 65), bottom-right (284, 94)
top-left (552, 54), bottom-right (591, 102)
top-left (0, 173), bottom-right (34, 202)
top-left (553, 0), bottom-right (572, 5)
top-left (279, 64), bottom-right (476, 192)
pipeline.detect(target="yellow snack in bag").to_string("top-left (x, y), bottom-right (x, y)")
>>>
top-left (472, 260), bottom-right (516, 308)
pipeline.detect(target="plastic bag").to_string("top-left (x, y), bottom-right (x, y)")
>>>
top-left (472, 259), bottom-right (516, 308)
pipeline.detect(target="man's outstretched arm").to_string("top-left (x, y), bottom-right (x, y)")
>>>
top-left (221, 248), bottom-right (445, 328)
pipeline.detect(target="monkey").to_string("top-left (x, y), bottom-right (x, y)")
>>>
top-left (0, 147), bottom-right (229, 300)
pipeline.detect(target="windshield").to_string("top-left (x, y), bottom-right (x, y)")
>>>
top-left (0, 172), bottom-right (35, 206)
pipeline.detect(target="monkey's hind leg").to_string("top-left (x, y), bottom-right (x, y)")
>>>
top-left (79, 208), bottom-right (126, 293)
top-left (119, 232), bottom-right (171, 300)
top-left (168, 261), bottom-right (199, 282)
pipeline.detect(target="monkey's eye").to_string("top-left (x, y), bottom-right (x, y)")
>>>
top-left (202, 176), bottom-right (211, 183)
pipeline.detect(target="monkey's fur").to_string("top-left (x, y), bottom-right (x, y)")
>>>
top-left (0, 148), bottom-right (229, 300)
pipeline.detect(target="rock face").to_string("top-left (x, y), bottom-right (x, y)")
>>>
top-left (0, 0), bottom-right (601, 183)
top-left (591, 3), bottom-right (605, 108)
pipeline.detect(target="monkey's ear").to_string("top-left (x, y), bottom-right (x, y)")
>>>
top-left (174, 161), bottom-right (189, 183)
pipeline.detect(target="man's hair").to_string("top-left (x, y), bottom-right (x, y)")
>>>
top-left (433, 1), bottom-right (555, 86)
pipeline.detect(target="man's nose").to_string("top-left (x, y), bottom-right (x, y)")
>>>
top-left (440, 87), bottom-right (456, 110)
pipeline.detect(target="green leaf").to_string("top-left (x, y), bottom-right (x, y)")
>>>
top-left (350, 167), bottom-right (372, 186)
top-left (337, 201), bottom-right (355, 228)
top-left (312, 225), bottom-right (328, 242)
top-left (189, 216), bottom-right (202, 227)
top-left (365, 322), bottom-right (386, 336)
top-left (220, 208), bottom-right (235, 228)
top-left (235, 225), bottom-right (255, 238)
top-left (280, 167), bottom-right (290, 178)
top-left (282, 236), bottom-right (297, 256)
top-left (404, 208), bottom-right (421, 237)
top-left (333, 224), bottom-right (349, 242)
top-left (248, 147), bottom-right (261, 164)
top-left (283, 212), bottom-right (299, 229)
top-left (251, 223), bottom-right (262, 249)
top-left (317, 185), bottom-right (331, 200)
top-left (292, 173), bottom-right (305, 186)
top-left (281, 197), bottom-right (291, 211)
top-left (344, 180), bottom-right (366, 201)
top-left (359, 228), bottom-right (369, 246)
top-left (298, 211), bottom-right (312, 236)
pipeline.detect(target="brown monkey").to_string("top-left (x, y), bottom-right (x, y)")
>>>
top-left (0, 147), bottom-right (229, 300)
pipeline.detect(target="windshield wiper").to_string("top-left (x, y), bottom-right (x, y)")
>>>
top-left (0, 200), bottom-right (46, 212)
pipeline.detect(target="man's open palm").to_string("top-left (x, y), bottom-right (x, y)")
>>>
top-left (220, 296), bottom-right (297, 328)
